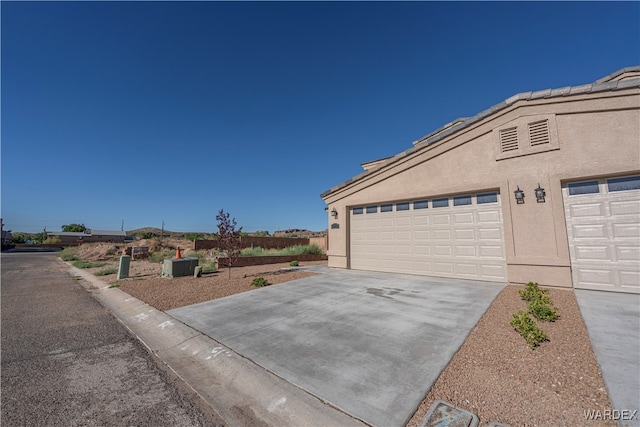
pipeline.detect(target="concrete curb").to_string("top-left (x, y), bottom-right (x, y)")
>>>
top-left (67, 264), bottom-right (367, 427)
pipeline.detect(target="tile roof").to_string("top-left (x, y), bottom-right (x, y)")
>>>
top-left (321, 66), bottom-right (640, 199)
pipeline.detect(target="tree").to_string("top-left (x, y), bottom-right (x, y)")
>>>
top-left (215, 209), bottom-right (243, 279)
top-left (11, 233), bottom-right (27, 244)
top-left (62, 223), bottom-right (87, 232)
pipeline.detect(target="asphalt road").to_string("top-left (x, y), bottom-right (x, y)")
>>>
top-left (1, 251), bottom-right (225, 426)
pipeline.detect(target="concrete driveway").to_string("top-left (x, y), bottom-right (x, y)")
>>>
top-left (575, 290), bottom-right (640, 427)
top-left (169, 267), bottom-right (505, 427)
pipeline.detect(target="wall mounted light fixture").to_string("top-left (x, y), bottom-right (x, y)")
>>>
top-left (535, 184), bottom-right (546, 203)
top-left (331, 208), bottom-right (338, 219)
top-left (514, 186), bottom-right (525, 204)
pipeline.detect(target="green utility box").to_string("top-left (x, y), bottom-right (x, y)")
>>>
top-left (162, 257), bottom-right (199, 278)
top-left (117, 255), bottom-right (131, 279)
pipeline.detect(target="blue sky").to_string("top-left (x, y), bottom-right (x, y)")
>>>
top-left (2, 1), bottom-right (639, 234)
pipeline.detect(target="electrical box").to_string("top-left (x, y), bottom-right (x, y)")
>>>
top-left (162, 257), bottom-right (199, 278)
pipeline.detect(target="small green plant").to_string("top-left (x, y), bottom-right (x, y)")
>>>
top-left (519, 282), bottom-right (559, 322)
top-left (147, 249), bottom-right (176, 263)
top-left (72, 261), bottom-right (107, 269)
top-left (59, 247), bottom-right (79, 261)
top-left (108, 283), bottom-right (120, 288)
top-left (202, 260), bottom-right (218, 274)
top-left (289, 260), bottom-right (299, 267)
top-left (251, 277), bottom-right (270, 287)
top-left (510, 310), bottom-right (549, 349)
top-left (519, 281), bottom-right (552, 305)
top-left (528, 299), bottom-right (559, 322)
top-left (95, 268), bottom-right (118, 276)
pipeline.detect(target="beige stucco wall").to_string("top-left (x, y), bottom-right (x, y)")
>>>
top-left (323, 88), bottom-right (640, 288)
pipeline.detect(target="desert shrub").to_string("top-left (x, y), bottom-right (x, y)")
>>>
top-left (148, 249), bottom-right (176, 263)
top-left (42, 236), bottom-right (61, 244)
top-left (202, 261), bottom-right (217, 273)
top-left (240, 244), bottom-right (325, 257)
top-left (95, 268), bottom-right (117, 276)
top-left (59, 247), bottom-right (79, 261)
top-left (528, 299), bottom-right (559, 322)
top-left (289, 260), bottom-right (299, 267)
top-left (73, 261), bottom-right (107, 269)
top-left (510, 310), bottom-right (549, 349)
top-left (519, 281), bottom-right (552, 305)
top-left (519, 282), bottom-right (559, 322)
top-left (251, 277), bottom-right (270, 287)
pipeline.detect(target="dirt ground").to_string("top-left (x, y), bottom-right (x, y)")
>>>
top-left (72, 241), bottom-right (616, 426)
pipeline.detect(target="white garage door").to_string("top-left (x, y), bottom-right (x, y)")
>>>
top-left (563, 175), bottom-right (640, 293)
top-left (350, 192), bottom-right (507, 282)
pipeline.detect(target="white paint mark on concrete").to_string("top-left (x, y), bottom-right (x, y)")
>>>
top-left (206, 347), bottom-right (232, 360)
top-left (158, 320), bottom-right (174, 330)
top-left (134, 313), bottom-right (149, 322)
top-left (268, 397), bottom-right (287, 413)
top-left (180, 345), bottom-right (189, 351)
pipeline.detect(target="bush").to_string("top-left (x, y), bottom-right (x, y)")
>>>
top-left (519, 282), bottom-right (559, 322)
top-left (510, 310), bottom-right (549, 349)
top-left (240, 244), bottom-right (325, 257)
top-left (251, 277), bottom-right (270, 287)
top-left (148, 249), bottom-right (176, 263)
top-left (519, 281), bottom-right (552, 305)
top-left (59, 247), bottom-right (79, 261)
top-left (289, 260), bottom-right (299, 267)
top-left (529, 299), bottom-right (559, 322)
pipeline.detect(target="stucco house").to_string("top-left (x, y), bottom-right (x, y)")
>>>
top-left (46, 229), bottom-right (127, 244)
top-left (322, 66), bottom-right (640, 294)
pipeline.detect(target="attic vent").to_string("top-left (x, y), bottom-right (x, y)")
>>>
top-left (499, 127), bottom-right (519, 152)
top-left (528, 120), bottom-right (550, 146)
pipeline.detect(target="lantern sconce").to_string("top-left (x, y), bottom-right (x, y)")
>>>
top-left (535, 184), bottom-right (546, 203)
top-left (330, 208), bottom-right (338, 219)
top-left (514, 186), bottom-right (525, 204)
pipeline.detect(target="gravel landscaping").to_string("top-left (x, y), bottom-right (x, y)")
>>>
top-left (75, 243), bottom-right (615, 427)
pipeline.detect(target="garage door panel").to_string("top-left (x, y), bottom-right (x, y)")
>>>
top-left (413, 245), bottom-right (431, 255)
top-left (456, 245), bottom-right (476, 257)
top-left (619, 271), bottom-right (640, 288)
top-left (434, 245), bottom-right (453, 256)
top-left (456, 263), bottom-right (479, 276)
top-left (480, 245), bottom-right (504, 258)
top-left (481, 264), bottom-right (507, 280)
top-left (413, 230), bottom-right (430, 241)
top-left (350, 193), bottom-right (507, 282)
top-left (395, 217), bottom-right (412, 226)
top-left (433, 262), bottom-right (454, 274)
top-left (478, 228), bottom-right (502, 240)
top-left (610, 200), bottom-right (640, 215)
top-left (477, 210), bottom-right (501, 223)
top-left (612, 223), bottom-right (640, 238)
top-left (454, 212), bottom-right (474, 224)
top-left (617, 246), bottom-right (640, 261)
top-left (433, 229), bottom-right (452, 240)
top-left (413, 215), bottom-right (430, 226)
top-left (569, 203), bottom-right (605, 218)
top-left (575, 246), bottom-right (610, 261)
top-left (432, 214), bottom-right (451, 225)
top-left (572, 224), bottom-right (607, 239)
top-left (455, 229), bottom-right (475, 240)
